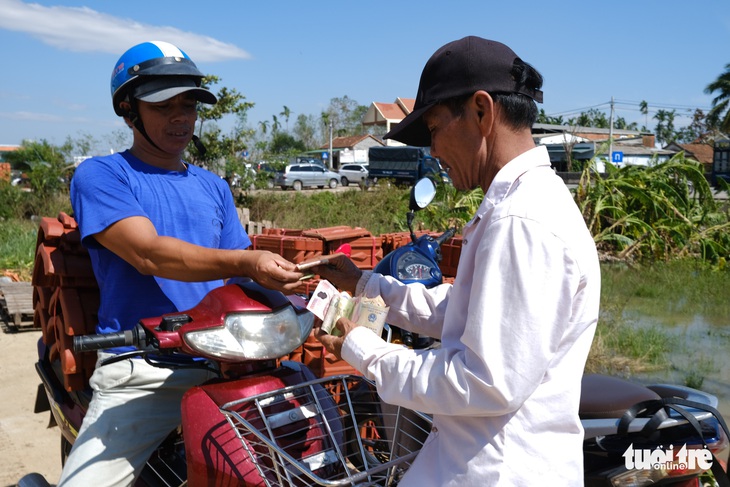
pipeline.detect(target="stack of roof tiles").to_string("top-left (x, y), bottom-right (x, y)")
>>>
top-left (31, 216), bottom-right (462, 389)
top-left (32, 212), bottom-right (99, 391)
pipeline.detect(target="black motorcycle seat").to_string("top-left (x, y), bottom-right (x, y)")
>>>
top-left (579, 374), bottom-right (660, 419)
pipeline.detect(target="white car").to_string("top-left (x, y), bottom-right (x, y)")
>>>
top-left (338, 164), bottom-right (369, 187)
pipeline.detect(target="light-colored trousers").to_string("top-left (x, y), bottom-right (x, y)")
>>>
top-left (57, 352), bottom-right (214, 487)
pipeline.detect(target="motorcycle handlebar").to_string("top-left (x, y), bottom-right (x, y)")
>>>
top-left (73, 326), bottom-right (146, 353)
top-left (435, 227), bottom-right (457, 247)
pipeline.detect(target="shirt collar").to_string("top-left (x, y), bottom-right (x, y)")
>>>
top-left (464, 145), bottom-right (551, 230)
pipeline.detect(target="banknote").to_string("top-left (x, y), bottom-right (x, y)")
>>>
top-left (306, 279), bottom-right (389, 337)
top-left (305, 279), bottom-right (341, 320)
top-left (351, 297), bottom-right (389, 336)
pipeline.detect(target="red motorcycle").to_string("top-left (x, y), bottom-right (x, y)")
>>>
top-left (19, 277), bottom-right (431, 486)
top-left (18, 214), bottom-right (430, 487)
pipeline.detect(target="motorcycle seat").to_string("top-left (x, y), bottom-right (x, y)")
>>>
top-left (579, 374), bottom-right (660, 419)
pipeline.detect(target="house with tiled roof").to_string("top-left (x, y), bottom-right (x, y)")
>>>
top-left (0, 144), bottom-right (20, 163)
top-left (362, 98), bottom-right (414, 146)
top-left (664, 141), bottom-right (715, 176)
top-left (317, 134), bottom-right (383, 168)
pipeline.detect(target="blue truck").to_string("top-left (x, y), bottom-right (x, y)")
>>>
top-left (367, 146), bottom-right (449, 186)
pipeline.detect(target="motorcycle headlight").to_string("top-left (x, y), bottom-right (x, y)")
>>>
top-left (183, 307), bottom-right (314, 361)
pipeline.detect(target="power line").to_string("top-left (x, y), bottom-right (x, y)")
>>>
top-left (614, 99), bottom-right (712, 111)
top-left (546, 99), bottom-right (713, 119)
top-left (547, 102), bottom-right (611, 117)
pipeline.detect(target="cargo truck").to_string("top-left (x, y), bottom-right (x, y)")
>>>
top-left (367, 146), bottom-right (449, 186)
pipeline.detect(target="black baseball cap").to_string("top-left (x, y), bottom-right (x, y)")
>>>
top-left (385, 36), bottom-right (543, 147)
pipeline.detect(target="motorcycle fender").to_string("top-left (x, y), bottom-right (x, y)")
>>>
top-left (34, 342), bottom-right (87, 447)
top-left (182, 364), bottom-right (318, 487)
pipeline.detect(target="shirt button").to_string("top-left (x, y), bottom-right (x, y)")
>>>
top-left (431, 426), bottom-right (438, 433)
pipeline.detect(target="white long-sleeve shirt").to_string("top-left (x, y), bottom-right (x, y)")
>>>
top-left (342, 146), bottom-right (600, 486)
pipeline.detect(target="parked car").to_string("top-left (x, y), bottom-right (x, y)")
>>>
top-left (275, 163), bottom-right (341, 191)
top-left (293, 156), bottom-right (327, 168)
top-left (254, 161), bottom-right (283, 189)
top-left (338, 164), bottom-right (369, 187)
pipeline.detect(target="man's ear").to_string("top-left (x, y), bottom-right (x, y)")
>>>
top-left (473, 91), bottom-right (495, 136)
top-left (118, 101), bottom-right (134, 128)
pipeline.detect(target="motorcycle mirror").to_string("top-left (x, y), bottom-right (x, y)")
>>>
top-left (409, 178), bottom-right (437, 212)
top-left (407, 178), bottom-right (437, 243)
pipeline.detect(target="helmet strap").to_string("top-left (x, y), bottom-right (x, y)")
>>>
top-left (126, 97), bottom-right (164, 153)
top-left (191, 134), bottom-right (207, 157)
top-left (123, 96), bottom-right (208, 158)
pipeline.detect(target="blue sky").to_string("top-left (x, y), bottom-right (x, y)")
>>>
top-left (1, 0), bottom-right (729, 152)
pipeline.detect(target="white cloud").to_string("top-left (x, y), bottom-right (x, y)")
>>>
top-left (0, 111), bottom-right (65, 122)
top-left (52, 99), bottom-right (88, 112)
top-left (0, 0), bottom-right (251, 62)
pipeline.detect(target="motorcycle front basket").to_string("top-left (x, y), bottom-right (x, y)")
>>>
top-left (219, 374), bottom-right (432, 486)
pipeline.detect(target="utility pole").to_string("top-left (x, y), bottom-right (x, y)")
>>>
top-left (608, 96), bottom-right (615, 165)
top-left (328, 121), bottom-right (333, 170)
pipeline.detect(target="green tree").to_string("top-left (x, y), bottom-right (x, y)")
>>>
top-left (5, 139), bottom-right (74, 196)
top-left (3, 139), bottom-right (75, 216)
top-left (320, 95), bottom-right (367, 138)
top-left (67, 132), bottom-right (97, 158)
top-left (613, 117), bottom-right (638, 131)
top-left (271, 114), bottom-right (281, 134)
top-left (654, 109), bottom-right (677, 145)
top-left (566, 108), bottom-right (635, 131)
top-left (196, 75), bottom-right (254, 138)
top-left (570, 108), bottom-right (609, 128)
top-left (280, 105), bottom-right (292, 131)
top-left (292, 113), bottom-right (319, 149)
top-left (536, 109), bottom-right (564, 125)
top-left (640, 100), bottom-right (649, 129)
top-left (186, 75), bottom-right (256, 181)
top-left (269, 132), bottom-right (306, 154)
top-left (258, 120), bottom-right (270, 136)
top-left (102, 128), bottom-right (132, 154)
top-left (676, 109), bottom-right (717, 144)
top-left (704, 63), bottom-right (730, 133)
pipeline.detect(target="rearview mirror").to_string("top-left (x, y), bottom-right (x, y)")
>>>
top-left (410, 178), bottom-right (437, 211)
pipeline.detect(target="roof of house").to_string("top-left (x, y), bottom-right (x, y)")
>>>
top-left (664, 142), bottom-right (714, 164)
top-left (532, 123), bottom-right (645, 141)
top-left (362, 98), bottom-right (415, 125)
top-left (0, 145), bottom-right (20, 163)
top-left (320, 134), bottom-right (383, 150)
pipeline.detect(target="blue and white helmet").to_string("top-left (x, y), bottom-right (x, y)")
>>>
top-left (110, 41), bottom-right (217, 116)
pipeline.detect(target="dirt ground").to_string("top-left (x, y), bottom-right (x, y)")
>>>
top-left (0, 326), bottom-right (61, 487)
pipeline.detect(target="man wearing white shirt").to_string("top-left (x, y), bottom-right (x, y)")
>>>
top-left (315, 36), bottom-right (600, 486)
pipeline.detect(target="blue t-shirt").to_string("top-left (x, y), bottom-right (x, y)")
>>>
top-left (70, 150), bottom-right (251, 340)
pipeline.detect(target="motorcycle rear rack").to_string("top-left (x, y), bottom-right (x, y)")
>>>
top-left (220, 375), bottom-right (432, 486)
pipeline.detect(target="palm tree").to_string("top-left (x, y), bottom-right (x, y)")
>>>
top-left (280, 106), bottom-right (292, 131)
top-left (639, 100), bottom-right (649, 130)
top-left (705, 63), bottom-right (730, 133)
top-left (258, 120), bottom-right (269, 135)
top-left (271, 115), bottom-right (281, 134)
top-left (653, 109), bottom-right (677, 145)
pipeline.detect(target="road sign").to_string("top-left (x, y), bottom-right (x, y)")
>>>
top-left (322, 152), bottom-right (329, 160)
top-left (612, 151), bottom-right (623, 163)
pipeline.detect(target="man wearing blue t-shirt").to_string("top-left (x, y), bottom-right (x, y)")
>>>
top-left (58, 41), bottom-right (305, 487)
